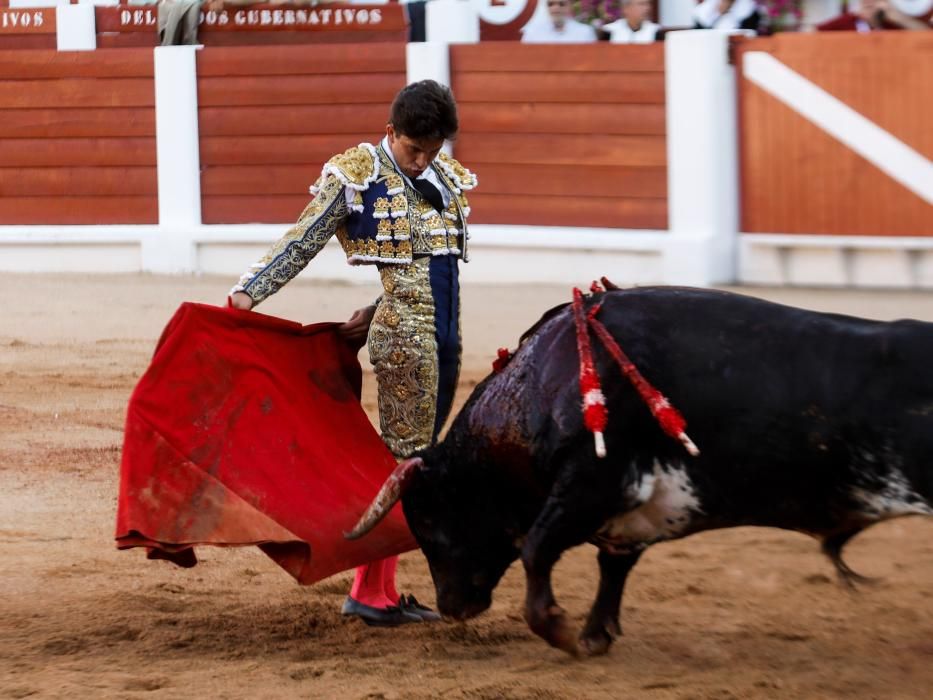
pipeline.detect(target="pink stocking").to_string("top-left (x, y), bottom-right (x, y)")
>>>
top-left (381, 555), bottom-right (400, 605)
top-left (349, 558), bottom-right (394, 609)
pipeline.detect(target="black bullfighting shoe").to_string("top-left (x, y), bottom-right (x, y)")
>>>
top-left (399, 594), bottom-right (442, 622)
top-left (341, 596), bottom-right (422, 627)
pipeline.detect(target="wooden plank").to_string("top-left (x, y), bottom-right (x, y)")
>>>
top-left (201, 4), bottom-right (405, 33)
top-left (1, 107), bottom-right (155, 138)
top-left (95, 33), bottom-right (157, 48)
top-left (198, 30), bottom-right (407, 46)
top-left (457, 102), bottom-right (665, 136)
top-left (455, 133), bottom-right (666, 167)
top-left (202, 194), bottom-right (310, 224)
top-left (0, 138), bottom-right (156, 167)
top-left (0, 48), bottom-right (153, 78)
top-left (95, 5), bottom-right (157, 32)
top-left (0, 166), bottom-right (157, 196)
top-left (0, 196), bottom-right (157, 224)
top-left (198, 104), bottom-right (390, 137)
top-left (468, 193), bottom-right (667, 229)
top-left (474, 163), bottom-right (667, 199)
top-left (742, 33), bottom-right (933, 161)
top-left (201, 163), bottom-right (667, 199)
top-left (197, 42), bottom-right (406, 77)
top-left (197, 74), bottom-right (404, 107)
top-left (737, 33), bottom-right (933, 235)
top-left (740, 80), bottom-right (933, 236)
top-left (202, 165), bottom-right (324, 196)
top-left (0, 34), bottom-right (54, 48)
top-left (96, 4), bottom-right (405, 33)
top-left (450, 43), bottom-right (665, 73)
top-left (0, 78), bottom-right (155, 109)
top-left (200, 134), bottom-right (377, 166)
top-left (0, 7), bottom-right (55, 34)
top-left (452, 72), bottom-right (665, 105)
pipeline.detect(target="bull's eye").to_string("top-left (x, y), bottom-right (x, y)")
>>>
top-left (471, 572), bottom-right (487, 587)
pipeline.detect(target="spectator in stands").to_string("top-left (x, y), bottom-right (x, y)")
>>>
top-left (692, 0), bottom-right (762, 32)
top-left (521, 0), bottom-right (598, 42)
top-left (818, 0), bottom-right (931, 30)
top-left (603, 0), bottom-right (660, 42)
top-left (157, 0), bottom-right (200, 45)
top-left (401, 0), bottom-right (429, 42)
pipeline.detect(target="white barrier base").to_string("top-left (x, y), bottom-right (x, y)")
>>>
top-left (8, 227), bottom-right (933, 289)
top-left (0, 224), bottom-right (670, 286)
top-left (740, 234), bottom-right (933, 289)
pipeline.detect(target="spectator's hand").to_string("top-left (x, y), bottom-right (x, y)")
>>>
top-left (203, 0), bottom-right (224, 11)
top-left (339, 304), bottom-right (376, 350)
top-left (229, 292), bottom-right (254, 311)
top-left (717, 0), bottom-right (734, 15)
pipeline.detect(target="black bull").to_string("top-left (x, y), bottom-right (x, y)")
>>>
top-left (347, 286), bottom-right (933, 656)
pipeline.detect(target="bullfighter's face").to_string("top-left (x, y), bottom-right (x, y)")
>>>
top-left (402, 467), bottom-right (522, 621)
top-left (386, 125), bottom-right (445, 180)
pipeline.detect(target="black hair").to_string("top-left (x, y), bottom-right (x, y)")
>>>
top-left (389, 80), bottom-right (459, 142)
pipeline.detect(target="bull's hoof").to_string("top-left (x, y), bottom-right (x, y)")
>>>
top-left (579, 633), bottom-right (612, 656)
top-left (579, 618), bottom-right (620, 656)
top-left (525, 605), bottom-right (579, 657)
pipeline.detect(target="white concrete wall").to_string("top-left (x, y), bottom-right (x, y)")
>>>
top-left (664, 30), bottom-right (739, 286)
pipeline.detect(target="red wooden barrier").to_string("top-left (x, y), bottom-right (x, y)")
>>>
top-left (451, 43), bottom-right (668, 230)
top-left (197, 43), bottom-right (407, 224)
top-left (0, 6), bottom-right (55, 48)
top-left (0, 49), bottom-right (157, 224)
top-left (736, 33), bottom-right (933, 237)
top-left (96, 3), bottom-right (406, 48)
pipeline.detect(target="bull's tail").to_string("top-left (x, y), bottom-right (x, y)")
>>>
top-left (821, 530), bottom-right (878, 589)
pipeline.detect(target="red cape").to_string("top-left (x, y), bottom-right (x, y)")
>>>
top-left (115, 302), bottom-right (417, 584)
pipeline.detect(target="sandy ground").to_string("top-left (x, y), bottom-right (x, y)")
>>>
top-left (2, 273), bottom-right (933, 699)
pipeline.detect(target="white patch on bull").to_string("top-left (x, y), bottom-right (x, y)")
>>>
top-left (850, 468), bottom-right (932, 519)
top-left (595, 461), bottom-right (702, 552)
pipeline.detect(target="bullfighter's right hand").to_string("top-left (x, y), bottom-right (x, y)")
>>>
top-left (229, 292), bottom-right (254, 311)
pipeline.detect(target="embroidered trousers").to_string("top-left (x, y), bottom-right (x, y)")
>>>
top-left (368, 255), bottom-right (461, 458)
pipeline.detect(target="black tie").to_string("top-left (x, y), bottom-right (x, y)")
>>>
top-left (412, 177), bottom-right (445, 214)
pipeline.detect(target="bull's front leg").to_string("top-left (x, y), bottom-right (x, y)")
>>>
top-left (580, 549), bottom-right (642, 655)
top-left (521, 482), bottom-right (612, 656)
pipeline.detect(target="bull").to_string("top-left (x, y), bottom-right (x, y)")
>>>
top-left (347, 286), bottom-right (933, 656)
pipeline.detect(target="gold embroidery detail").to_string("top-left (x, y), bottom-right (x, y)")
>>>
top-left (368, 259), bottom-right (443, 457)
top-left (325, 145), bottom-right (378, 188)
top-left (436, 151), bottom-right (478, 191)
top-left (373, 197), bottom-right (390, 219)
top-left (425, 214), bottom-right (444, 232)
top-left (385, 173), bottom-right (404, 195)
top-left (390, 194), bottom-right (408, 216)
top-left (234, 174), bottom-right (347, 305)
top-left (392, 217), bottom-right (410, 239)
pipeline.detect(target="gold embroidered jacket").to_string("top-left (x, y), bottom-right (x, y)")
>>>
top-left (231, 142), bottom-right (477, 305)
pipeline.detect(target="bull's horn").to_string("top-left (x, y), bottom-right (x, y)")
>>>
top-left (344, 457), bottom-right (424, 540)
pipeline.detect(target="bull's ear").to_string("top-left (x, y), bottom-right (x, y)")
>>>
top-left (344, 457), bottom-right (424, 540)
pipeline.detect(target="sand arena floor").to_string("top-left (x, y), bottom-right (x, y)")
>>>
top-left (2, 273), bottom-right (933, 699)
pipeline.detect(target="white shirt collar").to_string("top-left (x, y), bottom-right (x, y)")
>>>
top-left (379, 136), bottom-right (449, 206)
